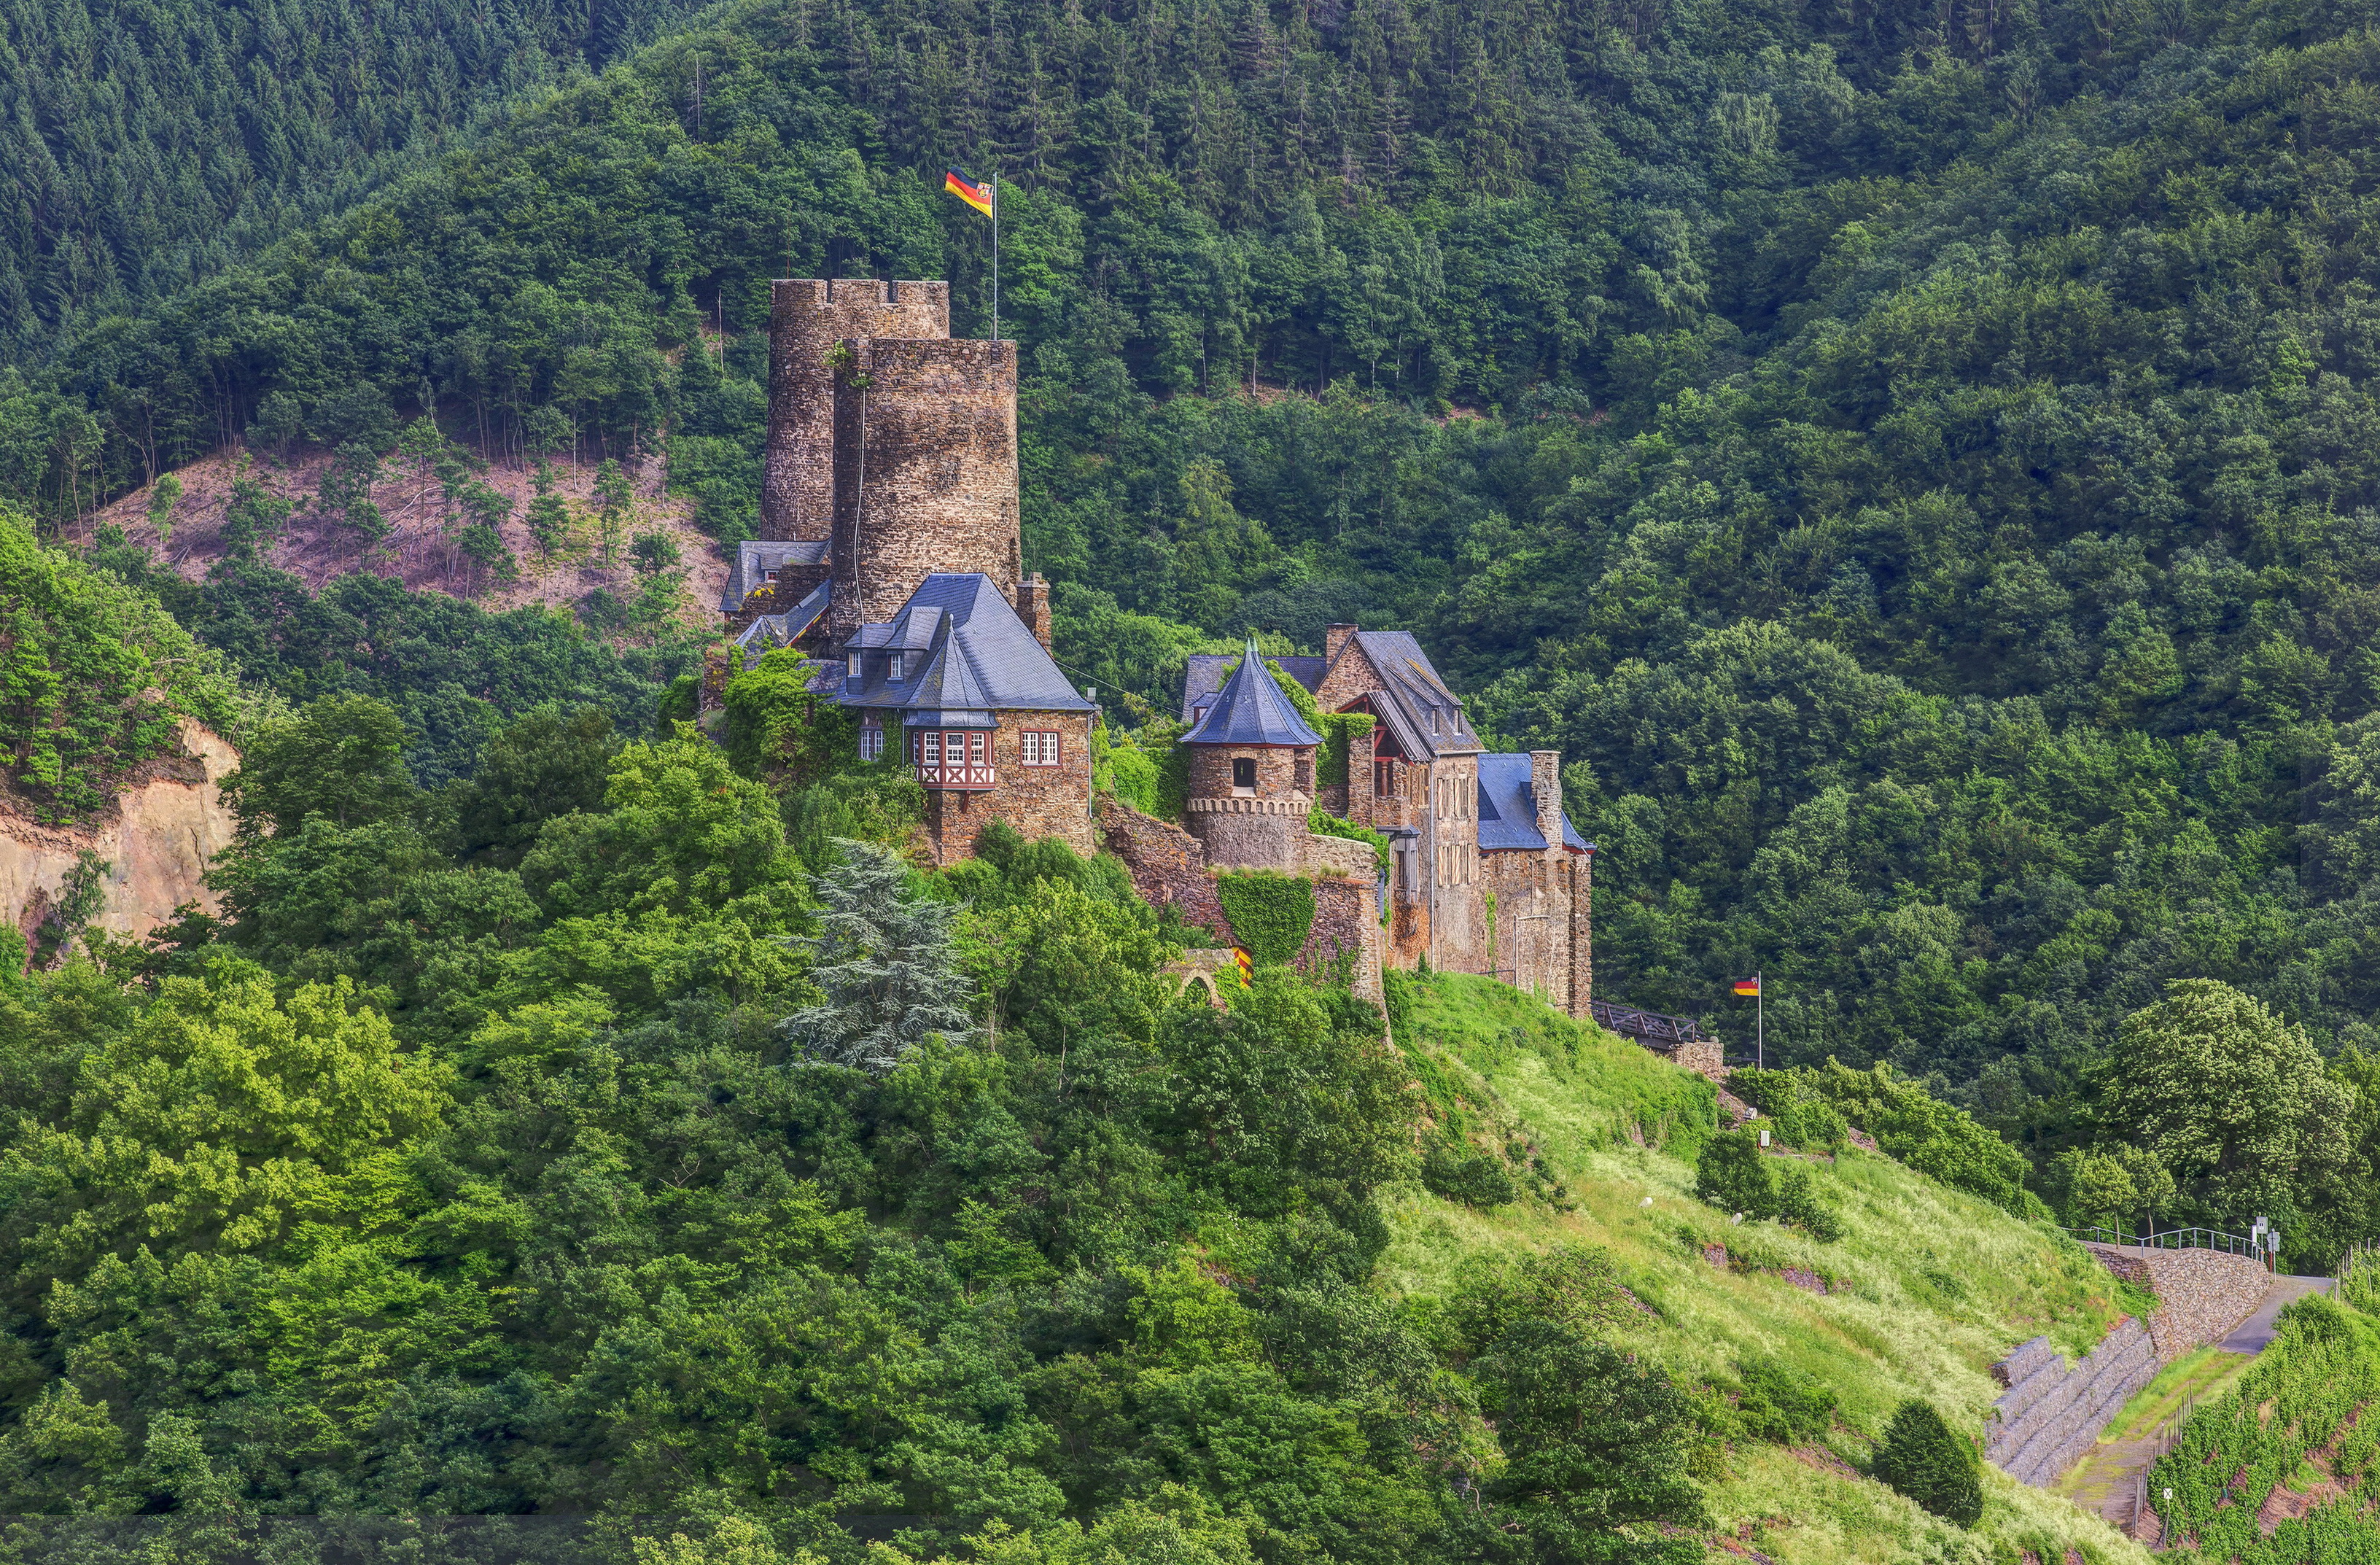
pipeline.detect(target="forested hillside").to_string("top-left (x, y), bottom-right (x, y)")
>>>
top-left (0, 0), bottom-right (701, 357)
top-left (4, 0), bottom-right (2380, 1240)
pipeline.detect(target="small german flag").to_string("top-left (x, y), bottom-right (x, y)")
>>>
top-left (944, 168), bottom-right (995, 217)
top-left (1733, 976), bottom-right (1762, 997)
top-left (1234, 947), bottom-right (1253, 987)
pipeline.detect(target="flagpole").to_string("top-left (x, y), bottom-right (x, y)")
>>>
top-left (1756, 970), bottom-right (1764, 1071)
top-left (990, 171), bottom-right (1000, 343)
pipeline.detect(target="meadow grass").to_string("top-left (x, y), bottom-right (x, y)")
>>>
top-left (1378, 973), bottom-right (2153, 1564)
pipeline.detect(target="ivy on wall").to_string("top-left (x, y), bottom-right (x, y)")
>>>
top-left (1310, 807), bottom-right (1391, 876)
top-left (1216, 869), bottom-right (1315, 966)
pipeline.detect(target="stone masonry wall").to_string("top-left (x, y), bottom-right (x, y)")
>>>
top-left (2082, 1244), bottom-right (2271, 1362)
top-left (1186, 797), bottom-right (1306, 871)
top-left (1186, 745), bottom-right (1309, 799)
top-left (1986, 1320), bottom-right (2161, 1487)
top-left (917, 711), bottom-right (1094, 865)
top-left (1983, 1243), bottom-right (2276, 1489)
top-left (830, 338), bottom-right (1019, 637)
top-left (1482, 847), bottom-right (1573, 1013)
top-left (762, 279), bottom-right (949, 541)
top-left (1098, 800), bottom-right (1381, 1001)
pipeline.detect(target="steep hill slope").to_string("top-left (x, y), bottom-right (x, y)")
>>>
top-left (1382, 973), bottom-right (2151, 1564)
top-left (0, 0), bottom-right (701, 356)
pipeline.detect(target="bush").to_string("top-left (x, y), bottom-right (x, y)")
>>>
top-left (1726, 1068), bottom-right (1846, 1149)
top-left (1693, 1129), bottom-right (1772, 1216)
top-left (1215, 870), bottom-right (1316, 966)
top-left (1422, 1138), bottom-right (1518, 1208)
top-left (1692, 1130), bottom-right (1840, 1240)
top-left (1872, 1399), bottom-right (1983, 1526)
top-left (1738, 1358), bottom-right (1839, 1445)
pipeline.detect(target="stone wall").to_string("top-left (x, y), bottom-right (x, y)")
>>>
top-left (829, 338), bottom-right (1019, 637)
top-left (1986, 1320), bottom-right (2161, 1487)
top-left (761, 279), bottom-right (949, 541)
top-left (2082, 1244), bottom-right (2271, 1362)
top-left (1482, 847), bottom-right (1573, 1011)
top-left (1983, 1243), bottom-right (2277, 1490)
top-left (916, 711), bottom-right (1094, 864)
top-left (1186, 796), bottom-right (1307, 871)
top-left (1098, 799), bottom-right (1380, 1002)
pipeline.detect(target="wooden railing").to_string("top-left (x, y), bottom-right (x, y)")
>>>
top-left (1587, 999), bottom-right (1711, 1049)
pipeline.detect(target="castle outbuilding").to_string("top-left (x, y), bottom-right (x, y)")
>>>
top-left (1181, 640), bottom-right (1323, 871)
top-left (825, 572), bottom-right (1097, 866)
top-left (1180, 625), bottom-right (1593, 1018)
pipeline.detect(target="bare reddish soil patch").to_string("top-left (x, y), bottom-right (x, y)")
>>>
top-left (85, 446), bottom-right (729, 634)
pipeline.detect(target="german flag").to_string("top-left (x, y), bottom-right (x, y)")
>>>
top-left (944, 168), bottom-right (995, 217)
top-left (1733, 976), bottom-right (1762, 997)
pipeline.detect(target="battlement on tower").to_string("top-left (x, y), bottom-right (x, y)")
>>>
top-left (761, 279), bottom-right (952, 542)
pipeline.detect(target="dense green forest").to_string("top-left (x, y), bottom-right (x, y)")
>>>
top-left (0, 0), bottom-right (2378, 1305)
top-left (0, 0), bottom-right (702, 358)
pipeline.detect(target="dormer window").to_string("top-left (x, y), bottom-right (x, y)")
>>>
top-left (888, 652), bottom-right (905, 682)
top-left (846, 651), bottom-right (861, 680)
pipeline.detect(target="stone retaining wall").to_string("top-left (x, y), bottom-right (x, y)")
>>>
top-left (1986, 1319), bottom-right (2161, 1488)
top-left (2081, 1243), bottom-right (2270, 1362)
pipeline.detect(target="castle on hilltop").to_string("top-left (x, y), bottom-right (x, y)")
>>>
top-left (718, 276), bottom-right (1593, 1020)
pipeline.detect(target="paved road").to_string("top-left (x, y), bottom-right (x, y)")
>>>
top-left (2219, 1274), bottom-right (2336, 1354)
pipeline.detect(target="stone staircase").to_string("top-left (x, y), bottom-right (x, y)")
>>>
top-left (1985, 1319), bottom-right (2161, 1488)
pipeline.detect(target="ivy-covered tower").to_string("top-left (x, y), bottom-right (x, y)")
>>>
top-left (1181, 642), bottom-right (1322, 871)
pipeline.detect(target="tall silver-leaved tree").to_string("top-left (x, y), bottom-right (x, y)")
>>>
top-left (782, 839), bottom-right (973, 1074)
top-left (2101, 979), bottom-right (2352, 1232)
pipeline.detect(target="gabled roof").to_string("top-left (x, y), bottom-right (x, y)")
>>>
top-left (828, 573), bottom-right (1096, 723)
top-left (1181, 652), bottom-right (1324, 725)
top-left (1328, 631), bottom-right (1482, 759)
top-left (1184, 640), bottom-right (1323, 747)
top-left (721, 540), bottom-right (828, 611)
top-left (1475, 754), bottom-right (1590, 853)
top-left (733, 578), bottom-right (832, 667)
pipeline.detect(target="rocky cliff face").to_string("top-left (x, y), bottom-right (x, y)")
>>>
top-left (0, 721), bottom-right (239, 955)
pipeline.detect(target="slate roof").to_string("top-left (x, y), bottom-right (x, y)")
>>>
top-left (1331, 631), bottom-right (1482, 760)
top-left (720, 540), bottom-right (828, 612)
top-left (1475, 753), bottom-right (1591, 853)
top-left (828, 573), bottom-right (1097, 728)
top-left (1183, 640), bottom-right (1324, 747)
top-left (1181, 653), bottom-right (1325, 725)
top-left (733, 578), bottom-right (832, 667)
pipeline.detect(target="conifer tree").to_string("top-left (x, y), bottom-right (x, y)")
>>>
top-left (1872, 1399), bottom-right (1983, 1526)
top-left (782, 839), bottom-right (973, 1074)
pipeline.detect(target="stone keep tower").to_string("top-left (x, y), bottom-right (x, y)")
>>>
top-left (760, 279), bottom-right (950, 542)
top-left (828, 335), bottom-right (1019, 637)
top-left (1182, 642), bottom-right (1323, 871)
top-left (755, 276), bottom-right (1021, 642)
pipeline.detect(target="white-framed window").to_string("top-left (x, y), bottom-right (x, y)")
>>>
top-left (1021, 730), bottom-right (1062, 766)
top-left (845, 651), bottom-right (861, 679)
top-left (921, 731), bottom-right (943, 766)
top-left (888, 652), bottom-right (905, 681)
top-left (859, 715), bottom-right (884, 761)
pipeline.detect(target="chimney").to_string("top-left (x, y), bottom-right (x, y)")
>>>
top-left (1531, 750), bottom-right (1563, 857)
top-left (1326, 622), bottom-right (1359, 665)
top-left (1015, 572), bottom-right (1053, 650)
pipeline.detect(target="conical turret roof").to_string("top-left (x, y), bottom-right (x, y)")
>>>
top-left (1184, 640), bottom-right (1323, 747)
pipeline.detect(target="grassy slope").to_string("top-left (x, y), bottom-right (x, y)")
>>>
top-left (1378, 974), bottom-right (2152, 1564)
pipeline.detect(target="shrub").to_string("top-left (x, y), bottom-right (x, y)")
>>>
top-left (1872, 1399), bottom-right (1983, 1526)
top-left (1692, 1130), bottom-right (1840, 1240)
top-left (1726, 1067), bottom-right (1846, 1149)
top-left (1422, 1138), bottom-right (1518, 1208)
top-left (1738, 1358), bottom-right (1839, 1445)
top-left (1215, 870), bottom-right (1316, 966)
top-left (1694, 1129), bottom-right (1770, 1215)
